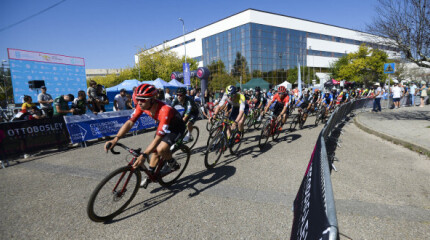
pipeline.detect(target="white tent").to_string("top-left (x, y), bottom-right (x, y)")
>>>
top-left (277, 81), bottom-right (292, 89)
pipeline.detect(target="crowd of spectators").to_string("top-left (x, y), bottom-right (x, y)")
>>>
top-left (10, 78), bottom-right (429, 122)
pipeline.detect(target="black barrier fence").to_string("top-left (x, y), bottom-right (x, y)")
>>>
top-left (291, 98), bottom-right (373, 240)
top-left (0, 116), bottom-right (70, 164)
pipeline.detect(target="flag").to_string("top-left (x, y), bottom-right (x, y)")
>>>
top-left (298, 62), bottom-right (302, 98)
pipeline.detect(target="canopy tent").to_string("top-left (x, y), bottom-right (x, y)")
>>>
top-left (236, 78), bottom-right (271, 91)
top-left (277, 81), bottom-right (292, 90)
top-left (168, 79), bottom-right (187, 88)
top-left (152, 78), bottom-right (178, 90)
top-left (106, 79), bottom-right (142, 92)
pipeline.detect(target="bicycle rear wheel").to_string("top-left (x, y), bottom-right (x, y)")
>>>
top-left (229, 129), bottom-right (243, 155)
top-left (258, 121), bottom-right (271, 149)
top-left (158, 145), bottom-right (190, 187)
top-left (204, 133), bottom-right (224, 169)
top-left (184, 126), bottom-right (199, 150)
top-left (289, 115), bottom-right (299, 131)
top-left (87, 166), bottom-right (141, 222)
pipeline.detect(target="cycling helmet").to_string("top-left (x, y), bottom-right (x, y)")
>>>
top-left (226, 85), bottom-right (237, 96)
top-left (255, 86), bottom-right (261, 92)
top-left (133, 84), bottom-right (157, 104)
top-left (278, 86), bottom-right (287, 93)
top-left (177, 87), bottom-right (187, 95)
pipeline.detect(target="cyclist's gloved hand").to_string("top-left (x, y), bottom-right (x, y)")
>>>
top-left (104, 137), bottom-right (118, 153)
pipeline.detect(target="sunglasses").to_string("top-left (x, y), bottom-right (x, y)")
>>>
top-left (137, 98), bottom-right (150, 103)
top-left (177, 94), bottom-right (184, 97)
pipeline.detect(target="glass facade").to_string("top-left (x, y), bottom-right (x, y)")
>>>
top-left (202, 23), bottom-right (396, 85)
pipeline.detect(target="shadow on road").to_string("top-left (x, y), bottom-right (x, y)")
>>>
top-left (104, 165), bottom-right (236, 224)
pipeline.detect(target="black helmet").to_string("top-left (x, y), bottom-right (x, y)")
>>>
top-left (177, 87), bottom-right (187, 95)
top-left (226, 85), bottom-right (237, 96)
top-left (255, 86), bottom-right (261, 92)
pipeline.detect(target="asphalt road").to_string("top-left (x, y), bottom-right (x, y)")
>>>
top-left (0, 113), bottom-right (429, 239)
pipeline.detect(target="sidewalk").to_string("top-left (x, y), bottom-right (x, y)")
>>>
top-left (354, 105), bottom-right (430, 157)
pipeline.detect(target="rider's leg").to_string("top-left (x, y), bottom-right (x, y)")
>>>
top-left (156, 141), bottom-right (172, 161)
top-left (237, 114), bottom-right (246, 132)
top-left (186, 121), bottom-right (193, 135)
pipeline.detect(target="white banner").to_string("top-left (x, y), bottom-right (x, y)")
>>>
top-left (8, 48), bottom-right (85, 66)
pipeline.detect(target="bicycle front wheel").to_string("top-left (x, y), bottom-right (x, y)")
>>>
top-left (87, 166), bottom-right (141, 222)
top-left (205, 133), bottom-right (224, 169)
top-left (272, 120), bottom-right (282, 141)
top-left (229, 129), bottom-right (243, 155)
top-left (258, 121), bottom-right (271, 149)
top-left (290, 115), bottom-right (299, 131)
top-left (158, 144), bottom-right (191, 187)
top-left (184, 126), bottom-right (200, 150)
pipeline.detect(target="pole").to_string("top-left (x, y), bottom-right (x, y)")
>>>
top-left (2, 60), bottom-right (8, 104)
top-left (179, 18), bottom-right (186, 65)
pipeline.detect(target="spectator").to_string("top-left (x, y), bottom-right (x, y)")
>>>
top-left (53, 94), bottom-right (76, 116)
top-left (419, 81), bottom-right (428, 107)
top-left (125, 94), bottom-right (133, 109)
top-left (372, 82), bottom-right (382, 112)
top-left (391, 81), bottom-right (403, 109)
top-left (72, 90), bottom-right (92, 115)
top-left (157, 89), bottom-right (165, 102)
top-left (94, 84), bottom-right (109, 112)
top-left (87, 80), bottom-right (101, 111)
top-left (409, 82), bottom-right (418, 107)
top-left (164, 88), bottom-right (172, 105)
top-left (113, 89), bottom-right (127, 111)
top-left (21, 95), bottom-right (36, 113)
top-left (37, 86), bottom-right (54, 117)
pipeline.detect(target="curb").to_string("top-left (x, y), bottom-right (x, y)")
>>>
top-left (354, 114), bottom-right (430, 157)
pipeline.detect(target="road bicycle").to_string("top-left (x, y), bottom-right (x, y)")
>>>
top-left (289, 108), bottom-right (307, 131)
top-left (87, 141), bottom-right (190, 222)
top-left (204, 118), bottom-right (243, 169)
top-left (258, 113), bottom-right (283, 149)
top-left (244, 107), bottom-right (262, 131)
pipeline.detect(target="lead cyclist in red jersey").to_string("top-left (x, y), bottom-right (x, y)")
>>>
top-left (104, 84), bottom-right (185, 186)
top-left (262, 86), bottom-right (290, 127)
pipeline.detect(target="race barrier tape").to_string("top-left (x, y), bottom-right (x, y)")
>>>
top-left (64, 110), bottom-right (157, 143)
top-left (0, 116), bottom-right (70, 159)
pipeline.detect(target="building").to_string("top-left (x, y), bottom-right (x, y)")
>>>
top-left (86, 68), bottom-right (123, 80)
top-left (138, 9), bottom-right (400, 86)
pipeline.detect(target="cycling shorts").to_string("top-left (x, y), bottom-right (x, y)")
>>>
top-left (162, 129), bottom-right (185, 146)
top-left (187, 112), bottom-right (199, 124)
top-left (229, 105), bottom-right (249, 121)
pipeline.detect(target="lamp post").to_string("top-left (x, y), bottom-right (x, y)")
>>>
top-left (2, 60), bottom-right (8, 104)
top-left (179, 18), bottom-right (186, 66)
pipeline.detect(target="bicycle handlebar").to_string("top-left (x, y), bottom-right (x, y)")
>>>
top-left (106, 142), bottom-right (124, 155)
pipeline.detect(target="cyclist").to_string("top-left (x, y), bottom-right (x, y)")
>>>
top-left (105, 84), bottom-right (186, 187)
top-left (211, 85), bottom-right (248, 137)
top-left (321, 91), bottom-right (334, 116)
top-left (309, 89), bottom-right (321, 113)
top-left (262, 86), bottom-right (289, 129)
top-left (252, 86), bottom-right (268, 121)
top-left (296, 91), bottom-right (312, 123)
top-left (171, 87), bottom-right (199, 142)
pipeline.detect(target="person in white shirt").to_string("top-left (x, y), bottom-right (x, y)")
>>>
top-left (113, 89), bottom-right (127, 111)
top-left (373, 82), bottom-right (382, 112)
top-left (164, 88), bottom-right (172, 105)
top-left (391, 82), bottom-right (403, 109)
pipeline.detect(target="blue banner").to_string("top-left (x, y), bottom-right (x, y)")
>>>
top-left (63, 110), bottom-right (157, 143)
top-left (8, 49), bottom-right (87, 104)
top-left (183, 63), bottom-right (191, 86)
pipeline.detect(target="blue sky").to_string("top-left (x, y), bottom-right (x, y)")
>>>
top-left (0, 0), bottom-right (379, 69)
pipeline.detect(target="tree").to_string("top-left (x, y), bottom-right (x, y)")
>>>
top-left (136, 48), bottom-right (198, 81)
top-left (330, 44), bottom-right (390, 86)
top-left (89, 48), bottom-right (198, 88)
top-left (366, 0), bottom-right (430, 68)
top-left (286, 66), bottom-right (318, 84)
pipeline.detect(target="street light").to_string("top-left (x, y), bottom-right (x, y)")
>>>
top-left (2, 60), bottom-right (8, 104)
top-left (178, 18), bottom-right (187, 66)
